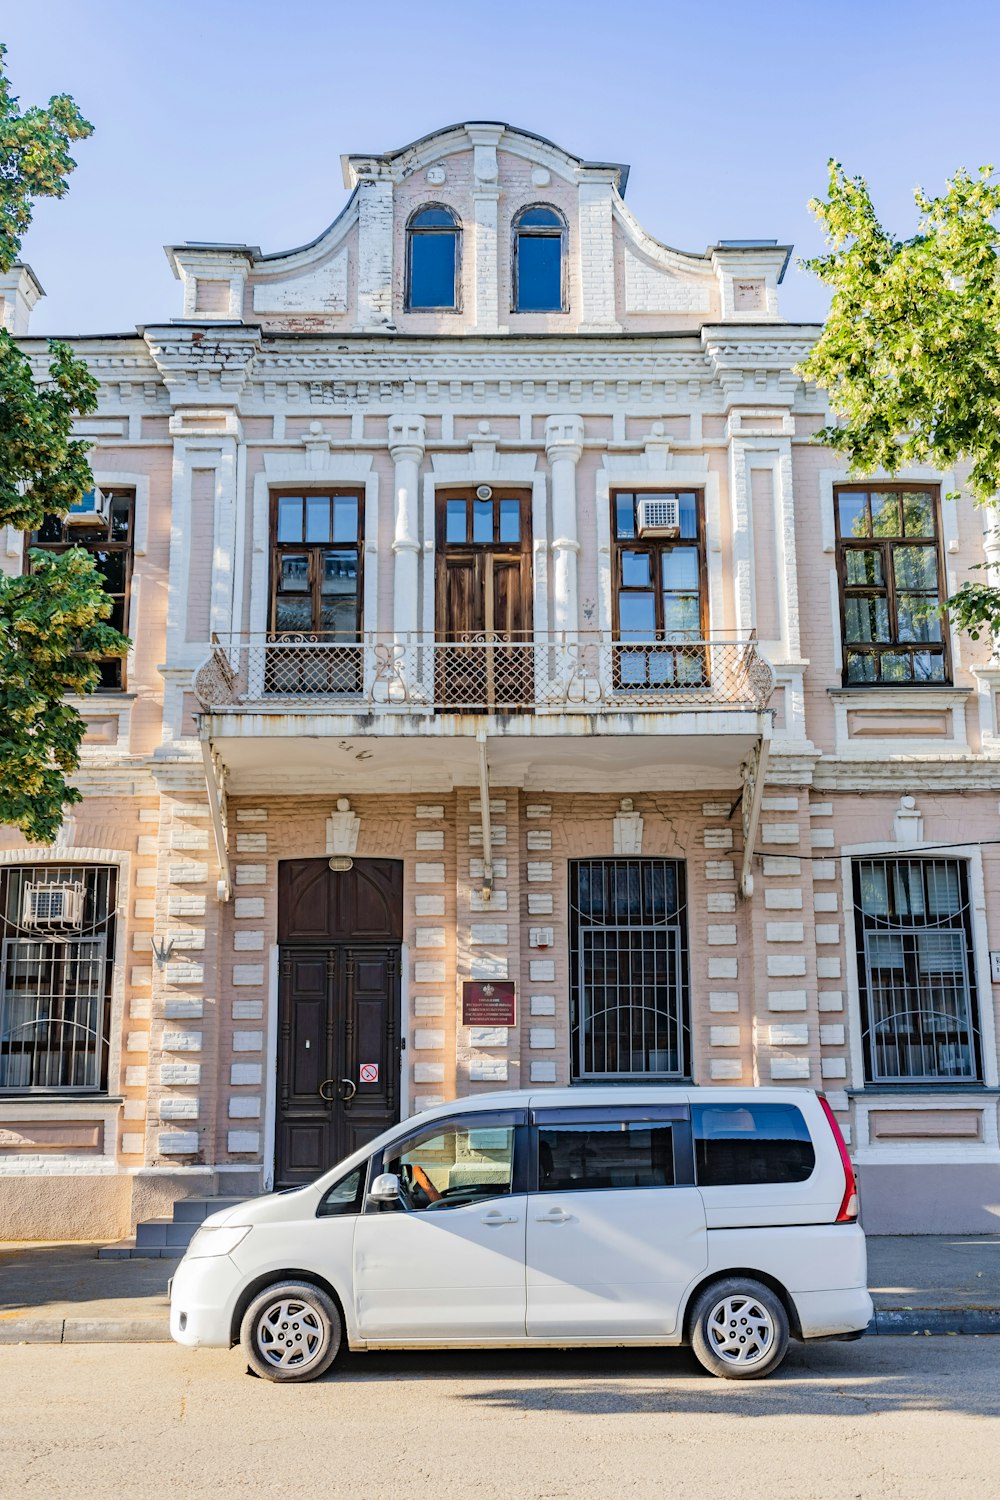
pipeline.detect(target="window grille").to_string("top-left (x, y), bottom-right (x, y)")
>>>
top-left (852, 858), bottom-right (981, 1083)
top-left (0, 865), bottom-right (117, 1093)
top-left (570, 859), bottom-right (690, 1080)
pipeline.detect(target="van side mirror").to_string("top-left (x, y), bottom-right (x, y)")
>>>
top-left (368, 1171), bottom-right (400, 1204)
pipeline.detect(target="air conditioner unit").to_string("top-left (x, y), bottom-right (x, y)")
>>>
top-left (65, 487), bottom-right (109, 528)
top-left (636, 497), bottom-right (680, 538)
top-left (22, 881), bottom-right (86, 928)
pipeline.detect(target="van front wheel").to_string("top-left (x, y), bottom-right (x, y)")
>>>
top-left (240, 1280), bottom-right (342, 1383)
top-left (689, 1278), bottom-right (789, 1380)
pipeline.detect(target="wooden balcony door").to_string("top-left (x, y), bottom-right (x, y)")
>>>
top-left (435, 489), bottom-right (533, 709)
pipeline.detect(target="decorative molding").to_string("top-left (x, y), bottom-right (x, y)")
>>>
top-left (612, 798), bottom-right (643, 854)
top-left (892, 794), bottom-right (923, 846)
top-left (326, 798), bottom-right (361, 855)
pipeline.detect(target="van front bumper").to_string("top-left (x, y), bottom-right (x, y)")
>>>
top-left (793, 1287), bottom-right (874, 1340)
top-left (169, 1254), bottom-right (243, 1348)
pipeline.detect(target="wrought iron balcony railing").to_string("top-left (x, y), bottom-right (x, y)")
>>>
top-left (193, 633), bottom-right (775, 716)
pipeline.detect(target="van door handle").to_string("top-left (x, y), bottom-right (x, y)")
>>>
top-left (535, 1208), bottom-right (571, 1224)
top-left (480, 1210), bottom-right (518, 1226)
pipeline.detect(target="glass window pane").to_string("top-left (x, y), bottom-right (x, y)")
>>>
top-left (275, 595), bottom-right (312, 632)
top-left (870, 492), bottom-right (902, 537)
top-left (615, 494), bottom-right (636, 539)
top-left (518, 207), bottom-right (562, 228)
top-left (516, 234), bottom-right (562, 312)
top-left (901, 491), bottom-right (935, 536)
top-left (897, 594), bottom-right (942, 642)
top-left (384, 1123), bottom-right (514, 1210)
top-left (320, 551), bottom-right (357, 592)
top-left (881, 652), bottom-right (911, 682)
top-left (845, 549), bottom-right (884, 586)
top-left (621, 551), bottom-right (651, 588)
top-left (838, 492), bottom-right (869, 538)
top-left (333, 495), bottom-right (358, 543)
top-left (316, 1166), bottom-right (364, 1217)
top-left (894, 546), bottom-right (939, 591)
top-left (409, 231), bottom-right (457, 309)
top-left (913, 650), bottom-right (946, 682)
top-left (279, 554), bottom-right (309, 591)
top-left (538, 1123), bottom-right (675, 1191)
top-left (472, 500), bottom-right (493, 543)
top-left (619, 594), bottom-right (656, 638)
top-left (846, 650), bottom-right (877, 682)
top-left (926, 862), bottom-right (961, 916)
top-left (446, 500), bottom-right (466, 544)
top-left (498, 499), bottom-right (520, 543)
top-left (305, 495), bottom-right (330, 543)
top-left (277, 497), bottom-right (302, 542)
top-left (693, 1103), bottom-right (815, 1186)
top-left (845, 595), bottom-right (890, 643)
top-left (677, 492), bottom-right (698, 539)
top-left (36, 514), bottom-right (65, 544)
top-left (662, 547), bottom-right (699, 591)
top-left (411, 207), bottom-right (456, 227)
top-left (662, 594), bottom-right (701, 638)
top-left (91, 550), bottom-right (126, 593)
top-left (109, 496), bottom-right (131, 541)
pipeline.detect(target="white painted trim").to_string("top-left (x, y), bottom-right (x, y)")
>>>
top-left (839, 839), bottom-right (998, 1093)
top-left (399, 940), bottom-right (411, 1120)
top-left (262, 942), bottom-right (279, 1192)
top-left (596, 460), bottom-right (721, 635)
top-left (250, 453), bottom-right (377, 635)
top-left (830, 688), bottom-right (971, 758)
top-left (91, 470), bottom-right (150, 558)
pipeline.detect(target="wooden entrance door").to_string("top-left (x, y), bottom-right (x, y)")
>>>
top-left (435, 489), bottom-right (533, 709)
top-left (275, 857), bottom-right (403, 1188)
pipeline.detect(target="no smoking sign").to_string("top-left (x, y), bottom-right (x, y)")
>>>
top-left (359, 1062), bottom-right (379, 1084)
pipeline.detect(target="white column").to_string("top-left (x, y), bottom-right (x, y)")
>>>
top-left (388, 415), bottom-right (427, 643)
top-left (544, 415), bottom-right (585, 637)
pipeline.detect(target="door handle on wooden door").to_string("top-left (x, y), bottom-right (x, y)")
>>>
top-left (338, 1078), bottom-right (357, 1101)
top-left (318, 1079), bottom-right (338, 1102)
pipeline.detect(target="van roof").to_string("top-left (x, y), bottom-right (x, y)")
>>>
top-left (414, 1086), bottom-right (820, 1119)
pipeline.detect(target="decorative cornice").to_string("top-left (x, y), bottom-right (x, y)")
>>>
top-left (143, 325), bottom-right (261, 401)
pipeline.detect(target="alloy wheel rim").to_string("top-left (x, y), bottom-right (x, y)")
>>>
top-left (255, 1297), bottom-right (325, 1370)
top-left (706, 1294), bottom-right (775, 1366)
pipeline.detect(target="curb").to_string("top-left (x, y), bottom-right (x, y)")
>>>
top-left (0, 1318), bottom-right (170, 1345)
top-left (871, 1308), bottom-right (1000, 1336)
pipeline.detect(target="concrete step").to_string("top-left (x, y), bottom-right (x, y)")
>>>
top-left (97, 1196), bottom-right (251, 1260)
top-left (171, 1197), bottom-right (245, 1224)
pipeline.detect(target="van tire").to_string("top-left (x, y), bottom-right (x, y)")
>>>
top-left (688, 1277), bottom-right (789, 1380)
top-left (240, 1280), bottom-right (342, 1383)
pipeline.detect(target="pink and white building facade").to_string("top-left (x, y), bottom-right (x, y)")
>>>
top-left (2, 122), bottom-right (999, 1239)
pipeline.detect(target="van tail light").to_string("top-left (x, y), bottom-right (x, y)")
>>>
top-left (818, 1094), bottom-right (859, 1223)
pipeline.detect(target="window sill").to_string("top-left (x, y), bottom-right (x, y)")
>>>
top-left (0, 1094), bottom-right (124, 1105)
top-left (828, 686), bottom-right (969, 699)
top-left (846, 1084), bottom-right (995, 1096)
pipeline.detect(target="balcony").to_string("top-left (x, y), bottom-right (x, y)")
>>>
top-left (194, 633), bottom-right (774, 715)
top-left (192, 633), bottom-right (775, 798)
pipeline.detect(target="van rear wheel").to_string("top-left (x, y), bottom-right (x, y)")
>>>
top-left (689, 1277), bottom-right (789, 1380)
top-left (240, 1280), bottom-right (341, 1383)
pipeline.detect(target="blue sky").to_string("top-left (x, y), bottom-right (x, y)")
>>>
top-left (7, 0), bottom-right (1000, 333)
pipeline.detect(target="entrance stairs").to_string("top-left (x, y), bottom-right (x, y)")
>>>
top-left (98, 1197), bottom-right (246, 1259)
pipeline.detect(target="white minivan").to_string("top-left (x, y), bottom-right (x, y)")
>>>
top-left (169, 1087), bottom-right (871, 1382)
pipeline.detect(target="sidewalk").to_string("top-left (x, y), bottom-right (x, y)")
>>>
top-left (1, 1236), bottom-right (999, 1345)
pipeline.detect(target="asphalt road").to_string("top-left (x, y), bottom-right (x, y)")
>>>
top-left (1, 1338), bottom-right (998, 1499)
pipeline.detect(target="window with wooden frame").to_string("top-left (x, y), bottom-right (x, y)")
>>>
top-left (512, 205), bottom-right (566, 313)
top-left (268, 490), bottom-right (364, 695)
top-left (434, 488), bottom-right (533, 710)
top-left (835, 484), bottom-right (950, 685)
top-left (611, 489), bottom-right (707, 687)
top-left (406, 205), bottom-right (461, 311)
top-left (28, 488), bottom-right (134, 691)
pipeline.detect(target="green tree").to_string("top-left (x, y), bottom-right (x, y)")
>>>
top-left (0, 42), bottom-right (128, 842)
top-left (797, 161), bottom-right (1000, 642)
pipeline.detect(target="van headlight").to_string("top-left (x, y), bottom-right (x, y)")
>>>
top-left (185, 1225), bottom-right (251, 1260)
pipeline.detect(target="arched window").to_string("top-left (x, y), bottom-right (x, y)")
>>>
top-left (512, 205), bottom-right (566, 313)
top-left (406, 205), bottom-right (460, 311)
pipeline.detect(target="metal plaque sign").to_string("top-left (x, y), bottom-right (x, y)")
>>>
top-left (359, 1062), bottom-right (379, 1083)
top-left (462, 980), bottom-right (516, 1027)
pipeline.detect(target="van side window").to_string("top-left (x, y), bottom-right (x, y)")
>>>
top-left (383, 1121), bottom-right (515, 1211)
top-left (692, 1104), bottom-right (815, 1186)
top-left (538, 1122), bottom-right (675, 1191)
top-left (316, 1164), bottom-right (366, 1217)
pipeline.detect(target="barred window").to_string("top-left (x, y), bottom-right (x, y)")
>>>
top-left (853, 858), bottom-right (981, 1083)
top-left (835, 484), bottom-right (949, 685)
top-left (28, 488), bottom-right (134, 691)
top-left (570, 859), bottom-right (690, 1080)
top-left (0, 865), bottom-right (117, 1093)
